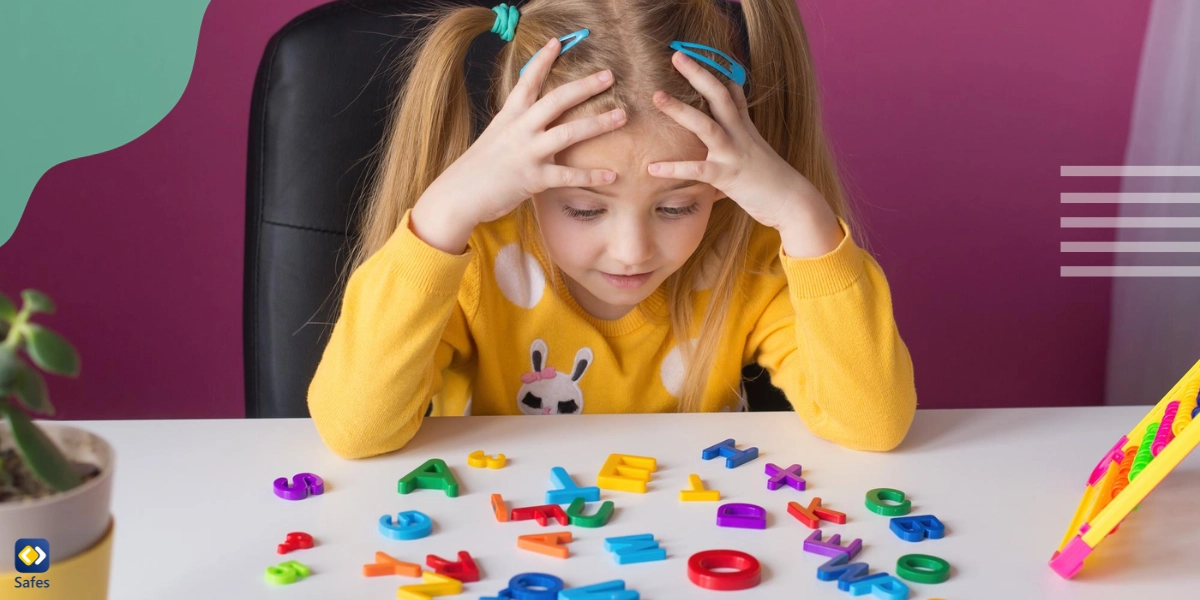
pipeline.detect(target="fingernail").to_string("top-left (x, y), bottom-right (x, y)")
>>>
top-left (611, 109), bottom-right (625, 122)
top-left (603, 171), bottom-right (616, 182)
top-left (649, 164), bottom-right (661, 174)
top-left (598, 70), bottom-right (612, 82)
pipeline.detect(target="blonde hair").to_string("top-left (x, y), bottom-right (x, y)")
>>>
top-left (351, 0), bottom-right (864, 412)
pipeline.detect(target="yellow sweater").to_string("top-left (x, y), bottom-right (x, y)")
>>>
top-left (308, 208), bottom-right (917, 458)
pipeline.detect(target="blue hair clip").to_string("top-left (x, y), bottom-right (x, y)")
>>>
top-left (519, 29), bottom-right (590, 78)
top-left (668, 41), bottom-right (746, 86)
top-left (516, 31), bottom-right (746, 89)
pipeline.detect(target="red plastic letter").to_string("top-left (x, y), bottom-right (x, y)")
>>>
top-left (276, 532), bottom-right (314, 554)
top-left (426, 550), bottom-right (480, 583)
top-left (511, 504), bottom-right (569, 526)
top-left (687, 550), bottom-right (762, 591)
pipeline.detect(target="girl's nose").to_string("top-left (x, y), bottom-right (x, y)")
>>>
top-left (609, 221), bottom-right (655, 267)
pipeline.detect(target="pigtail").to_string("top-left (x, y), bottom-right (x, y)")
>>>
top-left (739, 0), bottom-right (859, 241)
top-left (670, 0), bottom-right (864, 413)
top-left (351, 4), bottom-right (500, 271)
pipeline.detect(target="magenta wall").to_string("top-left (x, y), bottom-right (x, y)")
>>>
top-left (806, 0), bottom-right (1148, 411)
top-left (0, 0), bottom-right (1152, 419)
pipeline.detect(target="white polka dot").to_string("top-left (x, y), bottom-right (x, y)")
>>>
top-left (659, 341), bottom-right (694, 398)
top-left (494, 243), bottom-right (545, 309)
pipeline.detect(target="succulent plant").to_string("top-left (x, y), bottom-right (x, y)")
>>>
top-left (0, 289), bottom-right (82, 493)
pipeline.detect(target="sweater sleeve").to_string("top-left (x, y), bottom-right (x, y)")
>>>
top-left (746, 217), bottom-right (917, 451)
top-left (307, 209), bottom-right (479, 459)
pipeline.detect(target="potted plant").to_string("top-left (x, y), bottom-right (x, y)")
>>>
top-left (0, 289), bottom-right (115, 599)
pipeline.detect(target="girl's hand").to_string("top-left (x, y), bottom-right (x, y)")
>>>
top-left (647, 51), bottom-right (839, 243)
top-left (418, 37), bottom-right (628, 229)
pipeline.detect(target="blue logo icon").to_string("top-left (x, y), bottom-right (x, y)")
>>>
top-left (15, 539), bottom-right (50, 573)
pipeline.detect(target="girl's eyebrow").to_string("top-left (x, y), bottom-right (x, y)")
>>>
top-left (576, 179), bottom-right (702, 198)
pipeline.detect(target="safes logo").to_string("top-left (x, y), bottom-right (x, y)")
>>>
top-left (14, 539), bottom-right (49, 574)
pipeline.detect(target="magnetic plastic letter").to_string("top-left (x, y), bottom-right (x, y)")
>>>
top-left (273, 472), bottom-right (324, 501)
top-left (511, 504), bottom-right (569, 526)
top-left (803, 529), bottom-right (862, 560)
top-left (483, 573), bottom-right (564, 600)
top-left (864, 488), bottom-right (911, 516)
top-left (276, 531), bottom-right (313, 554)
top-left (846, 573), bottom-right (909, 600)
top-left (787, 497), bottom-right (846, 529)
top-left (397, 571), bottom-right (463, 599)
top-left (896, 554), bottom-right (951, 584)
top-left (687, 550), bottom-right (761, 591)
top-left (559, 580), bottom-right (640, 600)
top-left (764, 463), bottom-right (806, 491)
top-left (596, 454), bottom-right (657, 493)
top-left (426, 550), bottom-right (479, 582)
top-left (816, 552), bottom-right (871, 587)
top-left (379, 511), bottom-right (433, 540)
top-left (547, 466), bottom-right (601, 504)
top-left (517, 532), bottom-right (573, 558)
top-left (398, 458), bottom-right (460, 497)
top-left (566, 497), bottom-right (614, 528)
top-left (604, 534), bottom-right (666, 564)
top-left (468, 450), bottom-right (507, 469)
top-left (889, 515), bottom-right (946, 542)
top-left (716, 503), bottom-right (767, 529)
top-left (701, 439), bottom-right (759, 468)
top-left (679, 474), bottom-right (720, 502)
top-left (362, 551), bottom-right (421, 577)
top-left (264, 560), bottom-right (310, 585)
top-left (491, 493), bottom-right (509, 522)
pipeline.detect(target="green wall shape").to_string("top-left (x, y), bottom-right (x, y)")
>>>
top-left (0, 1), bottom-right (211, 246)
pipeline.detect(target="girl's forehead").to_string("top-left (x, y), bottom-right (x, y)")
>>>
top-left (554, 126), bottom-right (707, 170)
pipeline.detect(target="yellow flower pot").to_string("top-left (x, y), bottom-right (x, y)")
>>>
top-left (1, 518), bottom-right (113, 599)
top-left (1, 424), bottom-right (114, 599)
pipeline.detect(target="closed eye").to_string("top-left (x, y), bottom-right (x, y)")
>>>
top-left (660, 203), bottom-right (701, 219)
top-left (561, 206), bottom-right (604, 220)
top-left (560, 202), bottom-right (701, 222)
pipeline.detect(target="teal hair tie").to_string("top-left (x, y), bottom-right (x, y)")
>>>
top-left (491, 3), bottom-right (520, 42)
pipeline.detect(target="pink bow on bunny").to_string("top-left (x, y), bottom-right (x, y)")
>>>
top-left (520, 367), bottom-right (556, 384)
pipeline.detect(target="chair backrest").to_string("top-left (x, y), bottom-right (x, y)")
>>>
top-left (244, 0), bottom-right (789, 418)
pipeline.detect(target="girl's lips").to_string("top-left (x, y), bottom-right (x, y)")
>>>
top-left (601, 271), bottom-right (654, 288)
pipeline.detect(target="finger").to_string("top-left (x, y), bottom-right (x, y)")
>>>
top-left (726, 81), bottom-right (754, 129)
top-left (652, 90), bottom-right (732, 152)
top-left (539, 165), bottom-right (617, 190)
top-left (670, 51), bottom-right (745, 136)
top-left (523, 68), bottom-right (615, 131)
top-left (647, 160), bottom-right (720, 185)
top-left (506, 37), bottom-right (561, 110)
top-left (534, 107), bottom-right (627, 156)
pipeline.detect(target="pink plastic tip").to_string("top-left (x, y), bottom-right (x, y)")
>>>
top-left (1087, 437), bottom-right (1128, 486)
top-left (1049, 536), bottom-right (1094, 579)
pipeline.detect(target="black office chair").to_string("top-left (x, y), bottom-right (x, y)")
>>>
top-left (243, 0), bottom-right (790, 418)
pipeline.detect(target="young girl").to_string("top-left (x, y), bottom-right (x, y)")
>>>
top-left (308, 0), bottom-right (917, 459)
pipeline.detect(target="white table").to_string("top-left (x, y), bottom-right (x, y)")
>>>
top-left (68, 407), bottom-right (1200, 599)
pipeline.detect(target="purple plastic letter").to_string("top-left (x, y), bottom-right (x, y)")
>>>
top-left (803, 529), bottom-right (862, 560)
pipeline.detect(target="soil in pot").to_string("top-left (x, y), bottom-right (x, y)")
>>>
top-left (0, 448), bottom-right (101, 504)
